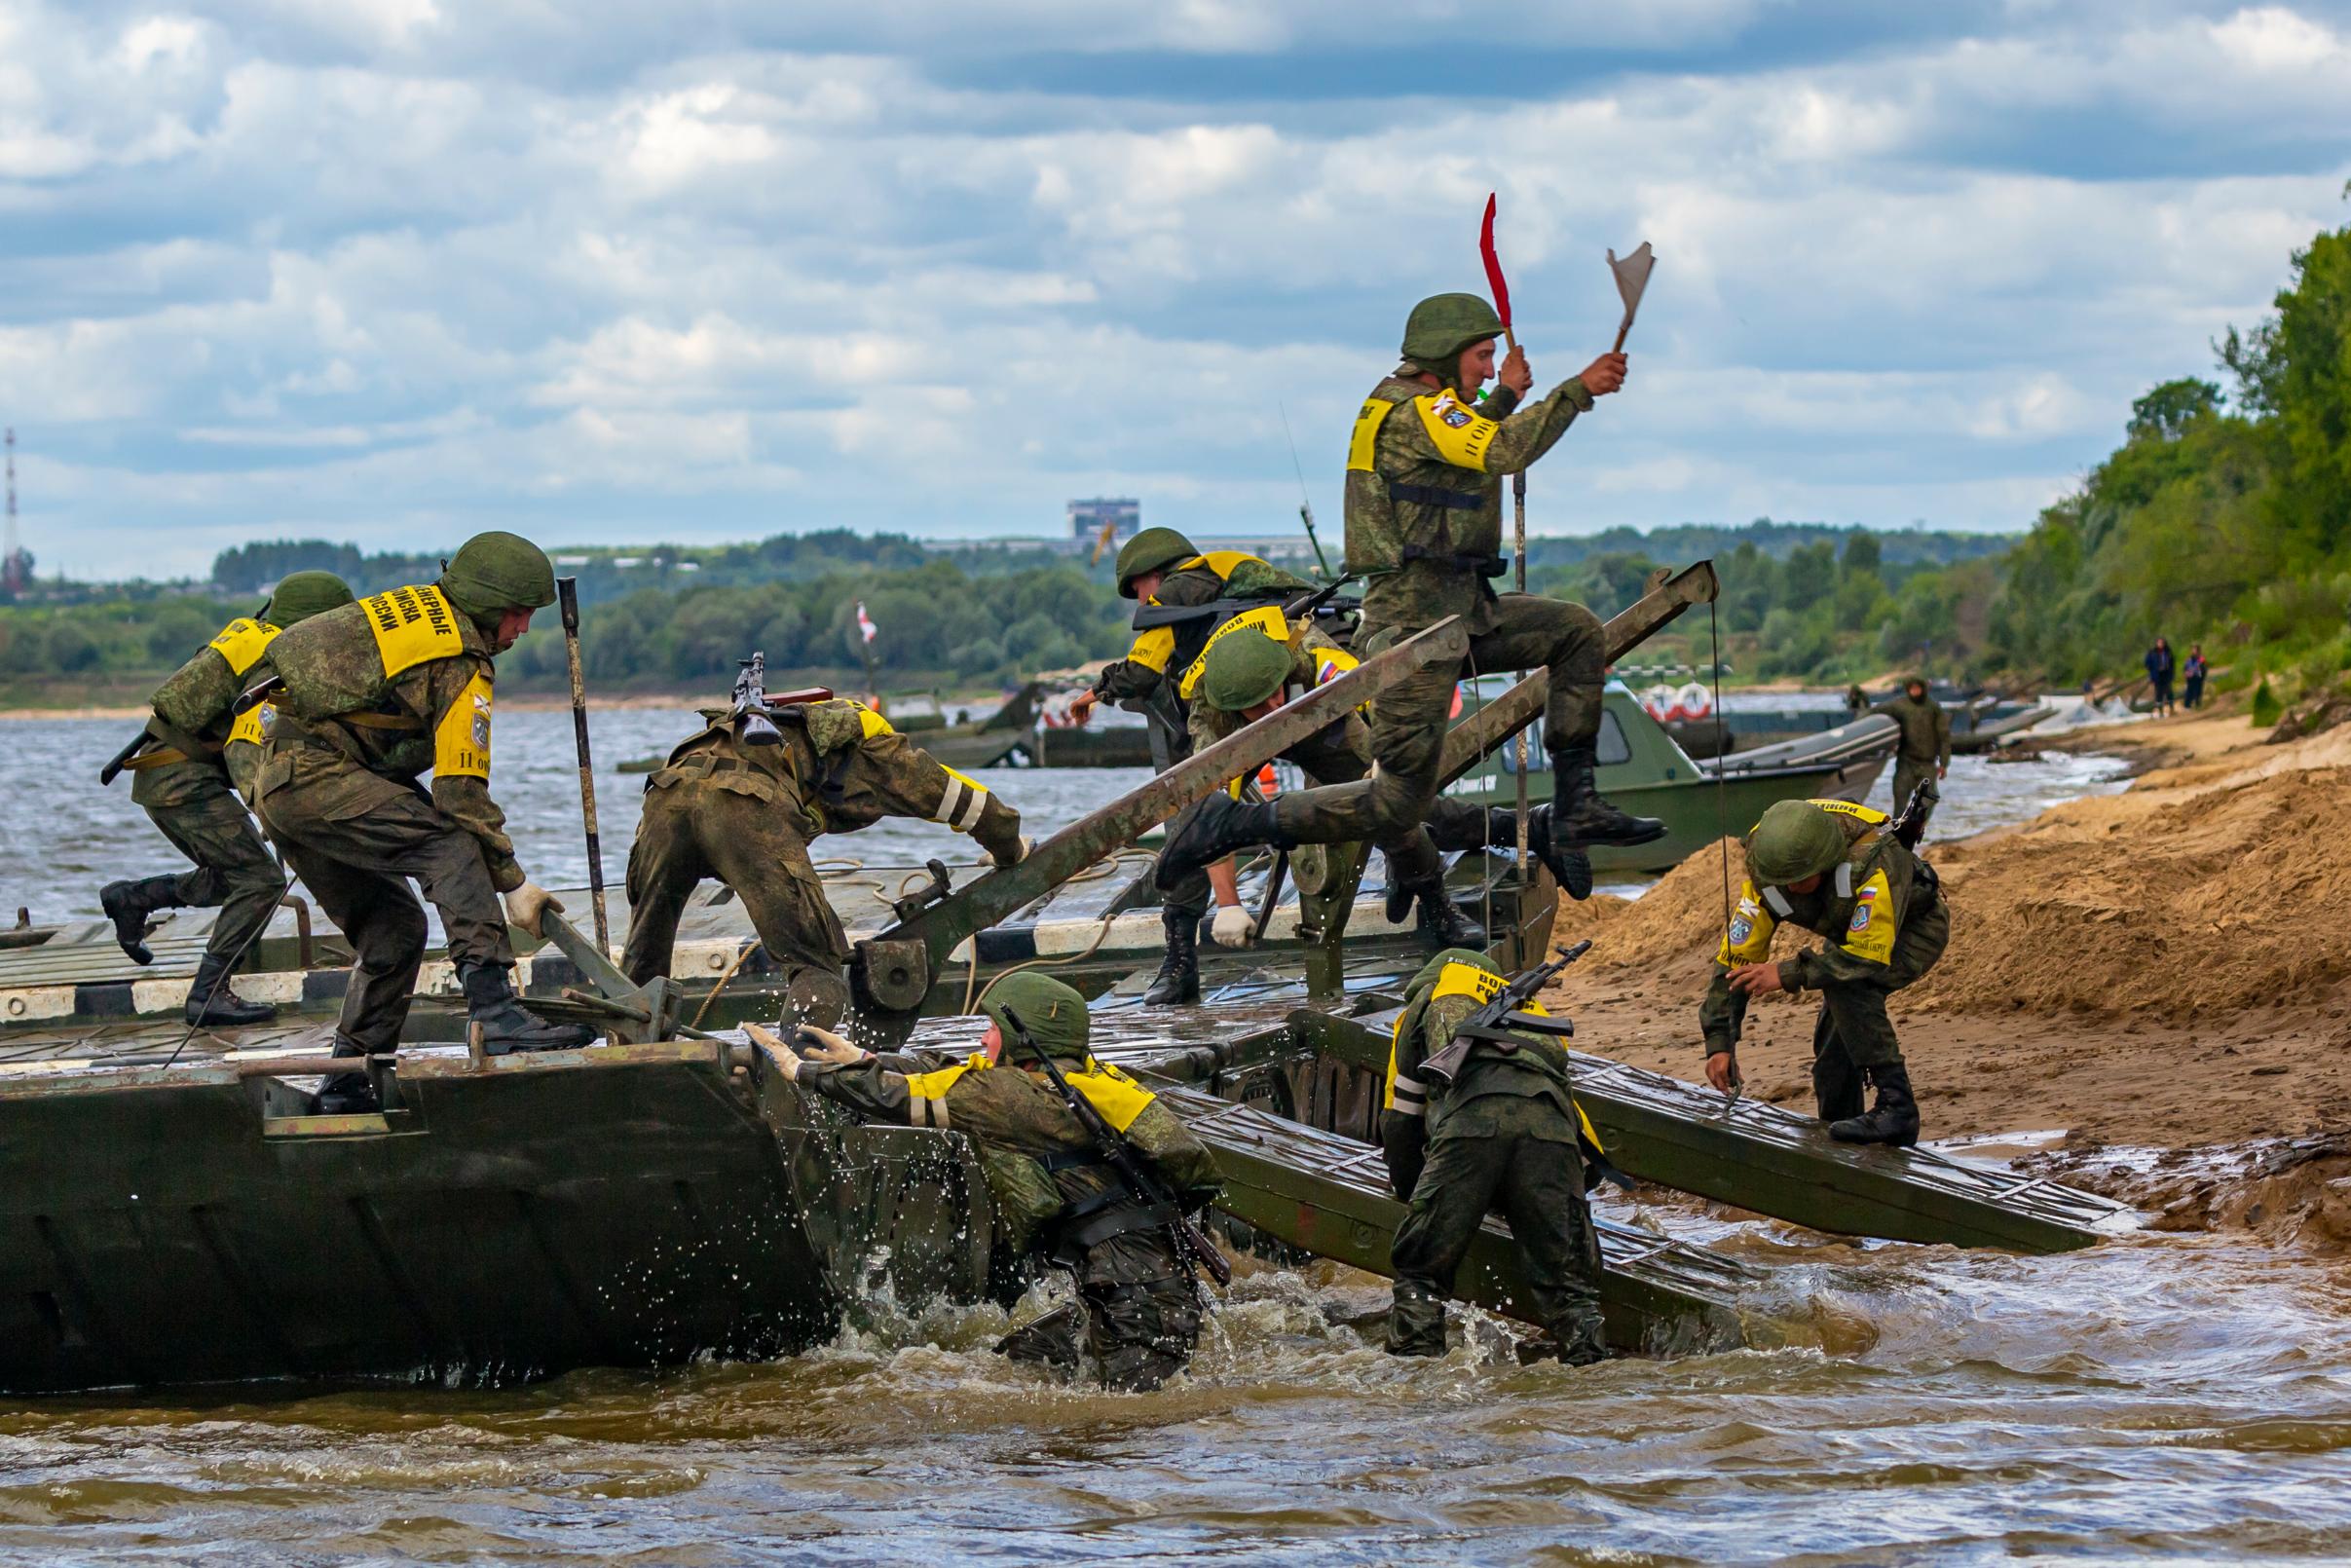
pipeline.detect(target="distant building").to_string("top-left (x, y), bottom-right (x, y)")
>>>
top-left (1067, 498), bottom-right (1140, 546)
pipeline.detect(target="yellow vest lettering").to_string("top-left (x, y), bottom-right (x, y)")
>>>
top-left (1348, 396), bottom-right (1399, 472)
top-left (433, 669), bottom-right (493, 780)
top-left (207, 617), bottom-right (280, 677)
top-left (227, 702), bottom-right (271, 750)
top-left (362, 584), bottom-right (466, 679)
top-left (1717, 881), bottom-right (1777, 965)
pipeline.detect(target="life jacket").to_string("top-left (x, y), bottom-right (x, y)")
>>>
top-left (131, 616), bottom-right (281, 769)
top-left (1719, 801), bottom-right (1910, 968)
top-left (263, 585), bottom-right (491, 780)
top-left (1343, 377), bottom-right (1507, 579)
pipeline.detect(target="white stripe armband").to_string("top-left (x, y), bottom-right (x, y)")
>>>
top-left (933, 774), bottom-right (990, 834)
top-left (1389, 1072), bottom-right (1427, 1118)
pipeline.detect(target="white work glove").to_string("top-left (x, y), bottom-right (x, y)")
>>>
top-left (744, 1022), bottom-right (803, 1081)
top-left (990, 835), bottom-right (1031, 871)
top-left (504, 881), bottom-right (563, 938)
top-left (1211, 905), bottom-right (1257, 949)
top-left (793, 1024), bottom-right (867, 1065)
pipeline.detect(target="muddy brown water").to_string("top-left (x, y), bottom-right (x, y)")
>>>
top-left (15, 713), bottom-right (2340, 1562)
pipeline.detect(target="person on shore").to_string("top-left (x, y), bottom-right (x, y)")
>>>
top-left (1067, 528), bottom-right (1312, 1003)
top-left (2183, 644), bottom-right (2208, 710)
top-left (1844, 684), bottom-right (1870, 721)
top-left (1700, 798), bottom-right (1949, 1146)
top-left (253, 533), bottom-right (594, 1111)
top-left (2145, 637), bottom-right (2176, 716)
top-left (1155, 292), bottom-right (1660, 899)
top-left (1872, 676), bottom-right (1950, 831)
top-left (98, 571), bottom-right (355, 1027)
top-left (1185, 611), bottom-right (1557, 954)
top-left (621, 693), bottom-right (1027, 1025)
top-left (1380, 948), bottom-right (1608, 1364)
top-left (762, 972), bottom-right (1220, 1391)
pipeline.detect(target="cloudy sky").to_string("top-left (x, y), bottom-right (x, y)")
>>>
top-left (4, 2), bottom-right (2349, 579)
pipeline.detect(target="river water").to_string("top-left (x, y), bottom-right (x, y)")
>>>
top-left (11, 711), bottom-right (2350, 1563)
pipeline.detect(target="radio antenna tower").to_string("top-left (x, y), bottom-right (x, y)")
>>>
top-left (2, 429), bottom-right (18, 596)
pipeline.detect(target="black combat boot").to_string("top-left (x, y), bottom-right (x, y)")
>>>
top-left (1385, 1282), bottom-right (1450, 1358)
top-left (1155, 796), bottom-right (1292, 892)
top-left (1517, 1308), bottom-right (1610, 1367)
top-left (99, 875), bottom-right (182, 965)
top-left (458, 962), bottom-right (597, 1054)
top-left (1405, 883), bottom-right (1482, 950)
top-left (1520, 806), bottom-right (1597, 901)
top-left (184, 950), bottom-right (277, 1027)
top-left (1533, 745), bottom-right (1667, 850)
top-left (1142, 907), bottom-right (1202, 1005)
top-left (1830, 1062), bottom-right (1922, 1147)
top-left (314, 1036), bottom-right (379, 1115)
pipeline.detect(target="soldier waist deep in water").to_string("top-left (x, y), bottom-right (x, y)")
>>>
top-left (755, 971), bottom-right (1220, 1392)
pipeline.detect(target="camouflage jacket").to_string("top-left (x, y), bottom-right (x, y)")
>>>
top-left (1699, 801), bottom-right (1938, 1050)
top-left (799, 1045), bottom-right (1218, 1283)
top-left (648, 700), bottom-right (1022, 859)
top-left (1093, 552), bottom-right (1312, 708)
top-left (1872, 691), bottom-right (1952, 768)
top-left (1344, 373), bottom-right (1590, 625)
top-left (252, 587), bottom-right (521, 891)
top-left (131, 617), bottom-right (279, 809)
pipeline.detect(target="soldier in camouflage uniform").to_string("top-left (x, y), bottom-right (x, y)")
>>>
top-left (1872, 677), bottom-right (1951, 832)
top-left (1071, 528), bottom-right (1314, 1003)
top-left (1188, 610), bottom-right (1594, 949)
top-left (762, 972), bottom-right (1220, 1391)
top-left (1381, 949), bottom-right (1608, 1364)
top-left (1159, 294), bottom-right (1660, 901)
top-left (99, 571), bottom-right (355, 1026)
top-left (620, 698), bottom-right (1028, 1027)
top-left (1701, 798), bottom-right (1950, 1146)
top-left (254, 533), bottom-right (593, 1110)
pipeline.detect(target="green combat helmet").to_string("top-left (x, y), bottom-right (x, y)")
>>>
top-left (981, 971), bottom-right (1091, 1061)
top-left (261, 571), bottom-right (355, 628)
top-left (1114, 527), bottom-right (1198, 600)
top-left (438, 531), bottom-right (559, 622)
top-left (1745, 800), bottom-right (1847, 887)
top-left (1200, 624), bottom-right (1292, 713)
top-left (1400, 292), bottom-right (1505, 374)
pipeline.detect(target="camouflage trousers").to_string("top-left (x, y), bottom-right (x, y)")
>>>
top-left (139, 773), bottom-right (283, 968)
top-left (260, 778), bottom-right (514, 1053)
top-left (1809, 893), bottom-right (1950, 1119)
top-left (1890, 761), bottom-right (1941, 834)
top-left (1158, 715), bottom-right (1496, 920)
top-left (621, 774), bottom-right (851, 1028)
top-left (1082, 1273), bottom-right (1203, 1392)
top-left (1388, 1096), bottom-right (1604, 1356)
top-left (1272, 591), bottom-right (1605, 847)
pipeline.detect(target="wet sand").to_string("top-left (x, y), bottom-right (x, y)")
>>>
top-left (1549, 695), bottom-right (2351, 1251)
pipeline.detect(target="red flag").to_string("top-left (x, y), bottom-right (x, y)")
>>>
top-left (1479, 192), bottom-right (1511, 333)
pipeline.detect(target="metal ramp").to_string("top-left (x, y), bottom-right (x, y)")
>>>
top-left (1285, 1008), bottom-right (2136, 1252)
top-left (1156, 1083), bottom-right (1751, 1356)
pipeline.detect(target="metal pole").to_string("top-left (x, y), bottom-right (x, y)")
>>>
top-left (1512, 467), bottom-right (1530, 874)
top-left (557, 578), bottom-right (610, 955)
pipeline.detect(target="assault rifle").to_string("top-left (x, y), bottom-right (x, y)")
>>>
top-left (730, 652), bottom-right (831, 748)
top-left (1418, 940), bottom-right (1593, 1087)
top-left (1128, 575), bottom-right (1353, 634)
top-left (998, 1005), bottom-right (1233, 1291)
top-left (1890, 778), bottom-right (1936, 850)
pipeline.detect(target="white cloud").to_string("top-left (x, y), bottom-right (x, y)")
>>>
top-left (6, 0), bottom-right (2350, 575)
